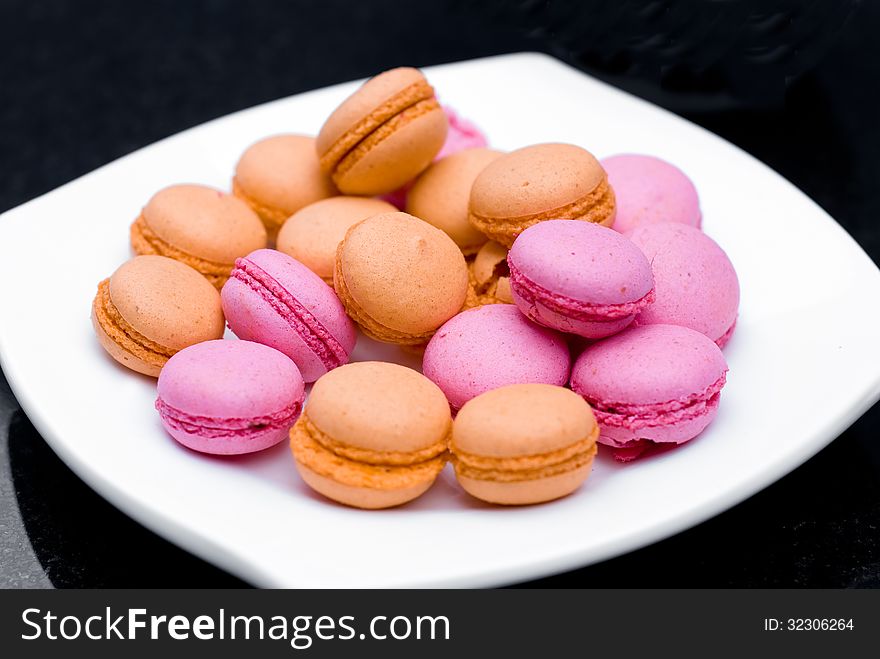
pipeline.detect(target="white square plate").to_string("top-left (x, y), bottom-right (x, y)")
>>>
top-left (2, 53), bottom-right (879, 587)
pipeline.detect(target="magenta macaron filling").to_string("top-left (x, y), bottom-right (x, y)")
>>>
top-left (155, 397), bottom-right (301, 440)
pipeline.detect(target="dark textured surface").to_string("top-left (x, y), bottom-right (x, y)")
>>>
top-left (1, 0), bottom-right (878, 588)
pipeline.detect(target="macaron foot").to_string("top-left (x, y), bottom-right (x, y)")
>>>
top-left (231, 178), bottom-right (290, 242)
top-left (456, 460), bottom-right (595, 506)
top-left (290, 413), bottom-right (446, 510)
top-left (294, 462), bottom-right (436, 510)
top-left (130, 214), bottom-right (232, 289)
top-left (470, 176), bottom-right (616, 248)
top-left (91, 279), bottom-right (172, 377)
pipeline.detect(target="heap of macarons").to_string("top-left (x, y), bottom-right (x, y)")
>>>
top-left (91, 66), bottom-right (740, 509)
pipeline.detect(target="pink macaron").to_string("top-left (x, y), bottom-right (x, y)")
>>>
top-left (627, 222), bottom-right (740, 347)
top-left (222, 249), bottom-right (357, 382)
top-left (601, 154), bottom-right (701, 234)
top-left (423, 304), bottom-right (570, 410)
top-left (156, 340), bottom-right (305, 455)
top-left (571, 324), bottom-right (728, 461)
top-left (507, 220), bottom-right (655, 339)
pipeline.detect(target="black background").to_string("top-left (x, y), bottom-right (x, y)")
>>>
top-left (1, 0), bottom-right (879, 588)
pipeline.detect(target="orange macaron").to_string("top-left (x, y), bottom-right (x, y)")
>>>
top-left (334, 211), bottom-right (468, 345)
top-left (130, 184), bottom-right (267, 289)
top-left (92, 256), bottom-right (225, 377)
top-left (468, 143), bottom-right (616, 247)
top-left (275, 196), bottom-right (395, 286)
top-left (316, 67), bottom-right (448, 195)
top-left (290, 361), bottom-right (450, 509)
top-left (450, 384), bottom-right (599, 505)
top-left (232, 134), bottom-right (337, 240)
top-left (406, 147), bottom-right (502, 255)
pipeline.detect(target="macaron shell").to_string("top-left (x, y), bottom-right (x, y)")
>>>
top-left (469, 143), bottom-right (604, 219)
top-left (221, 249), bottom-right (356, 382)
top-left (452, 383), bottom-right (596, 457)
top-left (456, 461), bottom-right (593, 506)
top-left (170, 424), bottom-right (294, 456)
top-left (336, 212), bottom-right (468, 335)
top-left (276, 196), bottom-right (396, 282)
top-left (141, 184), bottom-right (267, 264)
top-left (508, 220), bottom-right (654, 305)
top-left (423, 305), bottom-right (570, 410)
top-left (571, 324), bottom-right (727, 407)
top-left (316, 67), bottom-right (429, 158)
top-left (602, 154), bottom-right (701, 233)
top-left (627, 223), bottom-right (740, 344)
top-left (234, 134), bottom-right (336, 217)
top-left (332, 105), bottom-right (448, 195)
top-left (108, 256), bottom-right (225, 352)
top-left (306, 361), bottom-right (451, 453)
top-left (294, 462), bottom-right (435, 509)
top-left (157, 340), bottom-right (304, 419)
top-left (407, 147), bottom-right (501, 252)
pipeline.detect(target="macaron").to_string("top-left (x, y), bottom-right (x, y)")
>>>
top-left (570, 324), bottom-right (728, 461)
top-left (232, 134), bottom-right (337, 240)
top-left (334, 212), bottom-right (468, 345)
top-left (276, 196), bottom-right (396, 285)
top-left (406, 147), bottom-right (501, 255)
top-left (316, 67), bottom-right (448, 195)
top-left (601, 154), bottom-right (701, 233)
top-left (468, 143), bottom-right (616, 248)
top-left (130, 184), bottom-right (267, 289)
top-left (91, 255), bottom-right (225, 377)
top-left (627, 223), bottom-right (740, 347)
top-left (466, 240), bottom-right (513, 308)
top-left (222, 249), bottom-right (357, 382)
top-left (423, 304), bottom-right (570, 410)
top-left (508, 220), bottom-right (655, 338)
top-left (290, 361), bottom-right (450, 509)
top-left (156, 340), bottom-right (305, 455)
top-left (450, 384), bottom-right (599, 505)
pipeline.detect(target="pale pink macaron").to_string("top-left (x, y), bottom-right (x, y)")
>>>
top-left (571, 324), bottom-right (728, 461)
top-left (508, 220), bottom-right (655, 339)
top-left (221, 249), bottom-right (357, 382)
top-left (156, 340), bottom-right (305, 455)
top-left (423, 304), bottom-right (570, 410)
top-left (627, 223), bottom-right (740, 347)
top-left (601, 154), bottom-right (701, 234)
